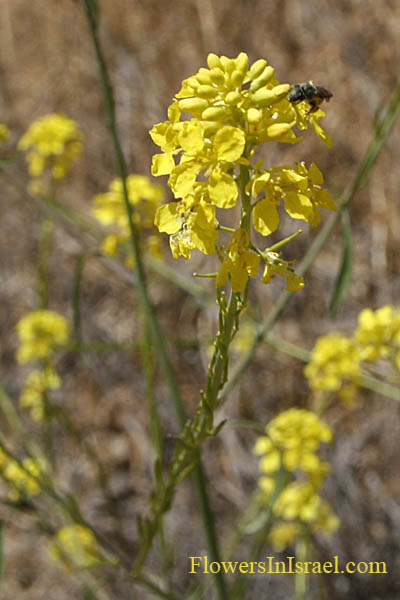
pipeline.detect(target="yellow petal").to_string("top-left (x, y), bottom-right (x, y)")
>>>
top-left (154, 203), bottom-right (181, 234)
top-left (213, 126), bottom-right (245, 162)
top-left (253, 198), bottom-right (280, 235)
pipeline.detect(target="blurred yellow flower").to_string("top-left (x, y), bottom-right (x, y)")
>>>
top-left (4, 457), bottom-right (47, 500)
top-left (16, 310), bottom-right (70, 364)
top-left (50, 524), bottom-right (101, 570)
top-left (18, 113), bottom-right (82, 180)
top-left (93, 174), bottom-right (165, 261)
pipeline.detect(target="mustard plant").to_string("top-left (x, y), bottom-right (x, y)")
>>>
top-left (136, 51), bottom-right (336, 573)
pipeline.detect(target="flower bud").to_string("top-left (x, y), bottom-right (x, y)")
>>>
top-left (220, 55), bottom-right (235, 73)
top-left (231, 69), bottom-right (245, 88)
top-left (250, 66), bottom-right (275, 91)
top-left (178, 98), bottom-right (209, 113)
top-left (235, 52), bottom-right (249, 75)
top-left (251, 88), bottom-right (277, 106)
top-left (207, 53), bottom-right (221, 69)
top-left (196, 68), bottom-right (213, 85)
top-left (247, 108), bottom-right (262, 124)
top-left (209, 68), bottom-right (225, 85)
top-left (202, 106), bottom-right (227, 120)
top-left (225, 90), bottom-right (242, 105)
top-left (249, 59), bottom-right (267, 80)
top-left (197, 85), bottom-right (219, 99)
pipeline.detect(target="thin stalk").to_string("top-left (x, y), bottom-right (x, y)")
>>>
top-left (38, 215), bottom-right (53, 309)
top-left (220, 75), bottom-right (400, 402)
top-left (80, 2), bottom-right (226, 596)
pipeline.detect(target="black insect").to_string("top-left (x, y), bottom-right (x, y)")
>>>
top-left (288, 81), bottom-right (333, 113)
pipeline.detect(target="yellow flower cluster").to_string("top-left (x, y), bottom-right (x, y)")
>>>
top-left (16, 310), bottom-right (70, 364)
top-left (18, 113), bottom-right (82, 180)
top-left (304, 333), bottom-right (361, 401)
top-left (254, 408), bottom-right (338, 550)
top-left (92, 174), bottom-right (165, 262)
top-left (305, 305), bottom-right (400, 400)
top-left (1, 456), bottom-right (47, 501)
top-left (50, 524), bottom-right (101, 570)
top-left (150, 52), bottom-right (336, 293)
top-left (355, 305), bottom-right (400, 365)
top-left (16, 310), bottom-right (69, 421)
top-left (20, 367), bottom-right (61, 422)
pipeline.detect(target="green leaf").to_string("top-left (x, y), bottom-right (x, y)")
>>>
top-left (329, 208), bottom-right (354, 315)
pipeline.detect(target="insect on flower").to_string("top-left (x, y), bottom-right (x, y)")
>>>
top-left (288, 81), bottom-right (333, 113)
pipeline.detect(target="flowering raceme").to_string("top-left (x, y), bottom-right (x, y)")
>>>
top-left (18, 113), bottom-right (82, 181)
top-left (305, 305), bottom-right (400, 401)
top-left (93, 175), bottom-right (165, 261)
top-left (305, 333), bottom-right (362, 401)
top-left (150, 52), bottom-right (336, 292)
top-left (16, 310), bottom-right (70, 364)
top-left (50, 524), bottom-right (101, 570)
top-left (3, 457), bottom-right (47, 501)
top-left (254, 409), bottom-right (338, 550)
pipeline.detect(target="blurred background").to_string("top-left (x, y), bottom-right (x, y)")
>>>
top-left (0, 0), bottom-right (400, 598)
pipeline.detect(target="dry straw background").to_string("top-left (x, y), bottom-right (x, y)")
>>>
top-left (0, 1), bottom-right (400, 598)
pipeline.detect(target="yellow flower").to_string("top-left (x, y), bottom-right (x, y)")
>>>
top-left (16, 310), bottom-right (70, 364)
top-left (254, 408), bottom-right (339, 549)
top-left (50, 524), bottom-right (101, 570)
top-left (18, 113), bottom-right (82, 180)
top-left (217, 230), bottom-right (260, 293)
top-left (93, 175), bottom-right (165, 261)
top-left (305, 333), bottom-right (361, 395)
top-left (155, 191), bottom-right (218, 259)
top-left (354, 305), bottom-right (400, 362)
top-left (274, 481), bottom-right (336, 527)
top-left (269, 522), bottom-right (300, 551)
top-left (4, 457), bottom-right (46, 500)
top-left (20, 367), bottom-right (61, 421)
top-left (150, 52), bottom-right (334, 291)
top-left (255, 408), bottom-right (332, 474)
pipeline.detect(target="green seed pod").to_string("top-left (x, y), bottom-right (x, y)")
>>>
top-left (249, 59), bottom-right (267, 80)
top-left (250, 66), bottom-right (275, 91)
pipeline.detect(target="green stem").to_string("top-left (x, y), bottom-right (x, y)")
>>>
top-left (38, 215), bottom-right (53, 309)
top-left (80, 2), bottom-right (226, 595)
